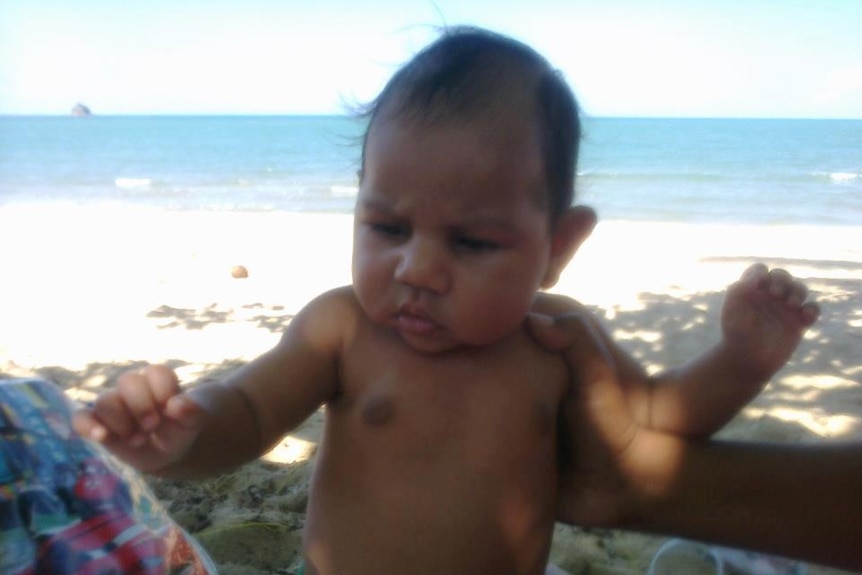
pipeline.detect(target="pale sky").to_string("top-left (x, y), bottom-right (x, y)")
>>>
top-left (1, 0), bottom-right (860, 118)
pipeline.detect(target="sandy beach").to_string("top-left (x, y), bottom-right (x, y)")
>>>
top-left (1, 205), bottom-right (860, 574)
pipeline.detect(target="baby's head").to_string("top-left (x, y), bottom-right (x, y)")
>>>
top-left (352, 27), bottom-right (594, 352)
top-left (359, 26), bottom-right (581, 224)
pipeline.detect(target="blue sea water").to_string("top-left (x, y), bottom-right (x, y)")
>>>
top-left (1, 115), bottom-right (860, 226)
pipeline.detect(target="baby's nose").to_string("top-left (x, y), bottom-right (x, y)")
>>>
top-left (394, 240), bottom-right (450, 294)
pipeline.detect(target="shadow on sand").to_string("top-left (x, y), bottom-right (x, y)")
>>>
top-left (2, 275), bottom-right (859, 575)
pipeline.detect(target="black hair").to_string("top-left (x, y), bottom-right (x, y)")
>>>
top-left (359, 26), bottom-right (581, 221)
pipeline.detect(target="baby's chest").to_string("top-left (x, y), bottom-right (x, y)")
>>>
top-left (332, 347), bottom-right (566, 462)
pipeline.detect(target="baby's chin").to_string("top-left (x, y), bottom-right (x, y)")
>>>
top-left (392, 324), bottom-right (462, 355)
top-left (399, 325), bottom-right (527, 356)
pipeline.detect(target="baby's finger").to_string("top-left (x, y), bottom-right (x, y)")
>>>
top-left (116, 370), bottom-right (162, 432)
top-left (764, 268), bottom-right (793, 298)
top-left (140, 364), bottom-right (182, 406)
top-left (785, 280), bottom-right (809, 308)
top-left (741, 262), bottom-right (768, 284)
top-left (72, 408), bottom-right (109, 442)
top-left (89, 390), bottom-right (140, 440)
top-left (801, 301), bottom-right (821, 326)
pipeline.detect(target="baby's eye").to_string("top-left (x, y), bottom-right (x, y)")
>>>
top-left (371, 222), bottom-right (407, 238)
top-left (455, 236), bottom-right (498, 251)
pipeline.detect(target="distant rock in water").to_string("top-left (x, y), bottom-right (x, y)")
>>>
top-left (71, 103), bottom-right (92, 117)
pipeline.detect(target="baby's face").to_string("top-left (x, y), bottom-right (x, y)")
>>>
top-left (352, 114), bottom-right (556, 353)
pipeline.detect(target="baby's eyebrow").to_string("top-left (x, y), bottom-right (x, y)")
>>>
top-left (356, 195), bottom-right (392, 214)
top-left (452, 216), bottom-right (523, 240)
top-left (457, 207), bottom-right (518, 228)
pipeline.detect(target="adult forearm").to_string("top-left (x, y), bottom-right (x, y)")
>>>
top-left (626, 436), bottom-right (862, 570)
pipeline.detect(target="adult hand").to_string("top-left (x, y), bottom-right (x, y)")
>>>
top-left (529, 311), bottom-right (862, 571)
top-left (528, 311), bottom-right (651, 527)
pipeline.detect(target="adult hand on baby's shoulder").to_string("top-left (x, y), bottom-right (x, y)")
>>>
top-left (527, 312), bottom-right (645, 527)
top-left (72, 364), bottom-right (206, 474)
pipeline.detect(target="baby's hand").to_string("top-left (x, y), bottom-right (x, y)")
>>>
top-left (72, 364), bottom-right (205, 474)
top-left (721, 263), bottom-right (820, 382)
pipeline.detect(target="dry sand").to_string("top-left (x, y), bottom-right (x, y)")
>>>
top-left (1, 205), bottom-right (860, 575)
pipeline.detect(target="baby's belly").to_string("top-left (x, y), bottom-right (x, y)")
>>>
top-left (302, 434), bottom-right (559, 575)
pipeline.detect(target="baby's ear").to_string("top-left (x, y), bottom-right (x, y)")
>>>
top-left (541, 206), bottom-right (597, 289)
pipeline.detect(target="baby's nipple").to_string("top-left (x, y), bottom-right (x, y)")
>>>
top-left (361, 395), bottom-right (395, 426)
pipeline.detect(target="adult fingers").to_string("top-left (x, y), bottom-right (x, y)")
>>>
top-left (527, 312), bottom-right (629, 424)
top-left (528, 311), bottom-right (616, 374)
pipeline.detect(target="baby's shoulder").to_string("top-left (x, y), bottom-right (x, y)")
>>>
top-left (306, 285), bottom-right (361, 310)
top-left (287, 286), bottom-right (364, 345)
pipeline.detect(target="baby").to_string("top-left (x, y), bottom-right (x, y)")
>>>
top-left (74, 27), bottom-right (819, 575)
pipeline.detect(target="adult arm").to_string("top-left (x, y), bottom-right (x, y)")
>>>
top-left (628, 436), bottom-right (862, 571)
top-left (528, 312), bottom-right (862, 571)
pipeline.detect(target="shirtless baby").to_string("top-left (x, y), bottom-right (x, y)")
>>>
top-left (74, 27), bottom-right (819, 575)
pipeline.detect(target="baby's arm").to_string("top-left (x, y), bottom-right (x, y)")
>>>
top-left (640, 264), bottom-right (819, 437)
top-left (538, 264), bottom-right (818, 438)
top-left (73, 287), bottom-right (352, 479)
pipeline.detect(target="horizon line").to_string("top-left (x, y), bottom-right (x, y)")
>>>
top-left (2, 112), bottom-right (861, 121)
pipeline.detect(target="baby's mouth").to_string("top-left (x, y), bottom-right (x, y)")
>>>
top-left (396, 307), bottom-right (439, 335)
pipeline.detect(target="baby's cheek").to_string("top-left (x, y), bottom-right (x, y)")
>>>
top-left (352, 261), bottom-right (390, 314)
top-left (459, 290), bottom-right (533, 345)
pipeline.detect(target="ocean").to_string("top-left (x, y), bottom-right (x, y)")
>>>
top-left (1, 115), bottom-right (859, 226)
